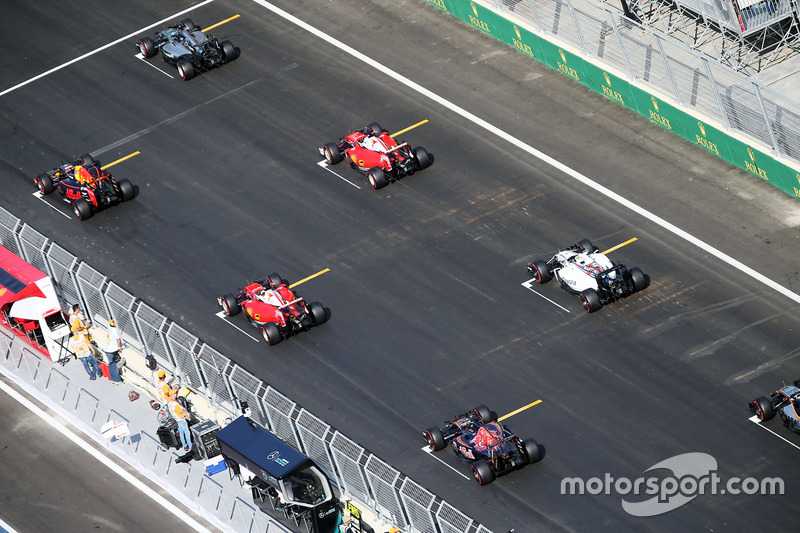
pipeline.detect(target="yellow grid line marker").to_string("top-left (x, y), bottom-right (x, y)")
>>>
top-left (602, 237), bottom-right (638, 255)
top-left (390, 119), bottom-right (428, 138)
top-left (289, 268), bottom-right (330, 288)
top-left (101, 151), bottom-right (140, 170)
top-left (202, 14), bottom-right (240, 33)
top-left (498, 399), bottom-right (542, 422)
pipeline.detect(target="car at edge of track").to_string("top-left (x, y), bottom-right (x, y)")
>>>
top-left (33, 153), bottom-right (135, 221)
top-left (526, 239), bottom-right (648, 312)
top-left (750, 378), bottom-right (800, 433)
top-left (423, 404), bottom-right (542, 485)
top-left (217, 273), bottom-right (327, 346)
top-left (319, 122), bottom-right (433, 189)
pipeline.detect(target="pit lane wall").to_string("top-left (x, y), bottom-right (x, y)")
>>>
top-left (422, 0), bottom-right (800, 200)
top-left (0, 205), bottom-right (490, 533)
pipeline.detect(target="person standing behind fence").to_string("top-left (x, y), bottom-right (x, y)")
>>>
top-left (103, 319), bottom-right (123, 384)
top-left (69, 331), bottom-right (101, 380)
top-left (168, 390), bottom-right (192, 451)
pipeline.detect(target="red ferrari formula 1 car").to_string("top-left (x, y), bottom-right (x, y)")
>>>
top-left (424, 405), bottom-right (542, 485)
top-left (34, 153), bottom-right (135, 221)
top-left (217, 273), bottom-right (327, 346)
top-left (319, 122), bottom-right (433, 189)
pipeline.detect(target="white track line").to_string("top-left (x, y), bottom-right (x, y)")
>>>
top-left (316, 160), bottom-right (361, 189)
top-left (749, 415), bottom-right (800, 451)
top-left (215, 310), bottom-right (260, 342)
top-left (521, 279), bottom-right (571, 313)
top-left (135, 52), bottom-right (175, 78)
top-left (32, 191), bottom-right (72, 219)
top-left (0, 0), bottom-right (215, 97)
top-left (0, 378), bottom-right (212, 533)
top-left (251, 0), bottom-right (800, 307)
top-left (421, 446), bottom-right (470, 480)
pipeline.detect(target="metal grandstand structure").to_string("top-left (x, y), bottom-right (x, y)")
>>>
top-left (620, 0), bottom-right (800, 73)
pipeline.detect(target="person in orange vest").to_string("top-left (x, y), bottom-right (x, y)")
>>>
top-left (168, 390), bottom-right (192, 451)
top-left (157, 370), bottom-right (172, 401)
top-left (69, 331), bottom-right (101, 380)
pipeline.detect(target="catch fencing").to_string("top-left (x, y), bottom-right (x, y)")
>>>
top-left (0, 204), bottom-right (490, 533)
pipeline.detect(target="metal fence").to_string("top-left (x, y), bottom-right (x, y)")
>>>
top-left (485, 0), bottom-right (800, 164)
top-left (0, 204), bottom-right (490, 533)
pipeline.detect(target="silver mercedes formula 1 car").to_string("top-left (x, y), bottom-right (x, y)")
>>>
top-left (526, 239), bottom-right (648, 312)
top-left (136, 18), bottom-right (237, 80)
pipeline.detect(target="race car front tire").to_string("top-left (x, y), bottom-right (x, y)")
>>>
top-left (180, 18), bottom-right (198, 31)
top-left (221, 40), bottom-right (237, 62)
top-left (629, 267), bottom-right (647, 292)
top-left (751, 396), bottom-right (775, 421)
top-left (578, 239), bottom-right (596, 253)
top-left (35, 174), bottom-right (54, 195)
top-left (263, 322), bottom-right (283, 346)
top-left (522, 438), bottom-right (542, 464)
top-left (367, 122), bottom-right (385, 134)
top-left (368, 167), bottom-right (389, 189)
top-left (580, 289), bottom-right (603, 313)
top-left (73, 199), bottom-right (93, 221)
top-left (137, 37), bottom-right (157, 58)
top-left (475, 404), bottom-right (494, 424)
top-left (323, 142), bottom-right (343, 164)
top-left (267, 273), bottom-right (283, 288)
top-left (309, 301), bottom-right (327, 325)
top-left (177, 59), bottom-right (196, 81)
top-left (79, 153), bottom-right (95, 166)
top-left (472, 460), bottom-right (495, 486)
top-left (118, 179), bottom-right (135, 202)
top-left (412, 146), bottom-right (433, 170)
top-left (425, 426), bottom-right (446, 451)
top-left (529, 260), bottom-right (552, 283)
top-left (221, 294), bottom-right (240, 316)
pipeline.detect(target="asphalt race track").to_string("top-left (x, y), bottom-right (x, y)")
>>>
top-left (2, 0), bottom-right (800, 531)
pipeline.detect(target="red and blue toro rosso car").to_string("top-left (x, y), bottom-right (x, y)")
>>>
top-left (319, 122), bottom-right (433, 189)
top-left (34, 153), bottom-right (135, 221)
top-left (218, 273), bottom-right (327, 346)
top-left (424, 405), bottom-right (542, 485)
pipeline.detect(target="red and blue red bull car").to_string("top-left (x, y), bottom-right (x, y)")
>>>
top-left (424, 405), bottom-right (542, 485)
top-left (34, 153), bottom-right (135, 221)
top-left (319, 122), bottom-right (433, 189)
top-left (218, 273), bottom-right (327, 346)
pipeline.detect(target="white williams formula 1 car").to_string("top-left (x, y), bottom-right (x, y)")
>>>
top-left (526, 239), bottom-right (648, 312)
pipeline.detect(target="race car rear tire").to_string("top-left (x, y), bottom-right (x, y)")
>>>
top-left (367, 122), bottom-right (385, 134)
top-left (412, 146), bottom-right (433, 170)
top-left (474, 404), bottom-right (494, 424)
top-left (578, 239), bottom-right (596, 253)
top-left (529, 260), bottom-right (552, 283)
top-left (472, 460), bottom-right (495, 486)
top-left (263, 322), bottom-right (283, 346)
top-left (310, 301), bottom-right (327, 325)
top-left (522, 438), bottom-right (542, 464)
top-left (177, 59), bottom-right (196, 81)
top-left (118, 179), bottom-right (135, 202)
top-left (35, 174), bottom-right (54, 195)
top-left (221, 294), bottom-right (240, 316)
top-left (368, 167), bottom-right (389, 190)
top-left (180, 18), bottom-right (198, 31)
top-left (751, 396), bottom-right (775, 421)
top-left (267, 273), bottom-right (283, 288)
top-left (137, 37), bottom-right (157, 58)
top-left (221, 40), bottom-right (237, 62)
top-left (629, 267), bottom-right (647, 292)
top-left (73, 199), bottom-right (93, 221)
top-left (580, 289), bottom-right (603, 313)
top-left (79, 153), bottom-right (95, 166)
top-left (425, 426), bottom-right (446, 451)
top-left (323, 142), bottom-right (343, 164)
